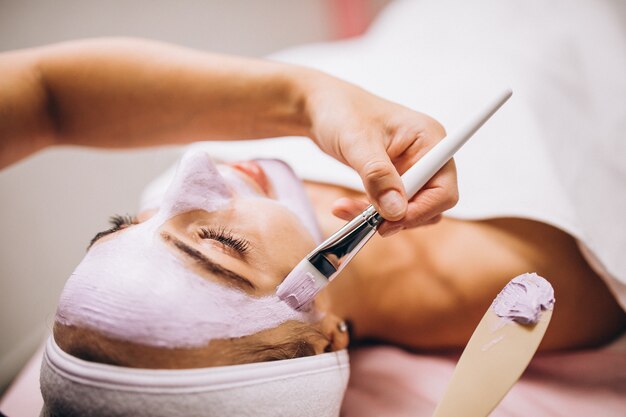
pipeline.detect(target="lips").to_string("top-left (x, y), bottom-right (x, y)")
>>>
top-left (228, 161), bottom-right (271, 196)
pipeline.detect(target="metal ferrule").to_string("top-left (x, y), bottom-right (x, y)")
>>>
top-left (307, 205), bottom-right (382, 281)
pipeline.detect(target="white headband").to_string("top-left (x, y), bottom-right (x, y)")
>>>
top-left (40, 337), bottom-right (350, 417)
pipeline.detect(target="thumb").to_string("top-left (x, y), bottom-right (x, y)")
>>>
top-left (344, 141), bottom-right (407, 221)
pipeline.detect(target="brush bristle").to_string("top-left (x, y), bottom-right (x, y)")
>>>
top-left (277, 262), bottom-right (327, 310)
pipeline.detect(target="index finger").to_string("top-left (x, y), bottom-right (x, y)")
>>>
top-left (377, 159), bottom-right (458, 235)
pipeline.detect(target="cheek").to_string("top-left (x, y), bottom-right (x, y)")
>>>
top-left (235, 201), bottom-right (317, 260)
top-left (238, 197), bottom-right (312, 231)
top-left (260, 210), bottom-right (315, 250)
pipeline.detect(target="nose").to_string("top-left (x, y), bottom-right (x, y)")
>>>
top-left (158, 151), bottom-right (233, 219)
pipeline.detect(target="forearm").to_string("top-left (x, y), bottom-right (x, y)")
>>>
top-left (0, 38), bottom-right (317, 168)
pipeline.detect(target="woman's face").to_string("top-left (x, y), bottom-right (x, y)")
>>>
top-left (55, 152), bottom-right (347, 367)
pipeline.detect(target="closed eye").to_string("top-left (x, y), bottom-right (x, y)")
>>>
top-left (88, 214), bottom-right (137, 249)
top-left (161, 232), bottom-right (256, 291)
top-left (197, 226), bottom-right (251, 256)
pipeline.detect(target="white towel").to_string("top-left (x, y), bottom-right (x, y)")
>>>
top-left (40, 337), bottom-right (349, 417)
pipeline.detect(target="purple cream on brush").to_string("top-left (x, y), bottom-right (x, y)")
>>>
top-left (492, 273), bottom-right (555, 325)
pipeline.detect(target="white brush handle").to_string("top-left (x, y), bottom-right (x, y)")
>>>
top-left (401, 89), bottom-right (512, 198)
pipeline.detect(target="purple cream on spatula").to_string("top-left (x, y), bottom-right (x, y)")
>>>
top-left (491, 273), bottom-right (555, 325)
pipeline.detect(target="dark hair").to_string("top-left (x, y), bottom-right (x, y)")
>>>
top-left (54, 319), bottom-right (329, 369)
top-left (229, 322), bottom-right (328, 363)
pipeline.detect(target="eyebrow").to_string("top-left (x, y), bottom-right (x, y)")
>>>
top-left (161, 232), bottom-right (256, 291)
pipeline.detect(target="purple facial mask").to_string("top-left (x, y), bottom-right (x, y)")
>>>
top-left (157, 151), bottom-right (233, 220)
top-left (491, 273), bottom-right (555, 325)
top-left (56, 151), bottom-right (317, 348)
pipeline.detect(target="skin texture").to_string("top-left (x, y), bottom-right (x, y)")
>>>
top-left (0, 37), bottom-right (456, 227)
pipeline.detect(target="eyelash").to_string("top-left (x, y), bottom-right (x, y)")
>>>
top-left (198, 226), bottom-right (250, 255)
top-left (88, 217), bottom-right (250, 257)
top-left (88, 214), bottom-right (137, 248)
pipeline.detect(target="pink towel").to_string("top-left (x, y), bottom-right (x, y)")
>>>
top-left (342, 342), bottom-right (626, 417)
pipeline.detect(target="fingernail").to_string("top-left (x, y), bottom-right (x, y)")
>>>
top-left (379, 190), bottom-right (406, 218)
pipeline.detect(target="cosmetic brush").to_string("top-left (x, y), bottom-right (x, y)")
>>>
top-left (277, 89), bottom-right (513, 310)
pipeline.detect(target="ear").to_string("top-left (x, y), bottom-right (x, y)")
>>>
top-left (317, 313), bottom-right (350, 352)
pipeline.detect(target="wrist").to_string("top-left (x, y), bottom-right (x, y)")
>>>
top-left (287, 66), bottom-right (336, 142)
